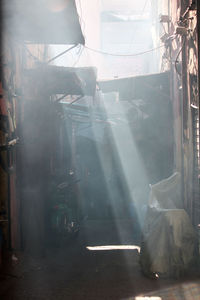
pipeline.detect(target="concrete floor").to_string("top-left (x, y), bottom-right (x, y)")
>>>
top-left (0, 220), bottom-right (199, 299)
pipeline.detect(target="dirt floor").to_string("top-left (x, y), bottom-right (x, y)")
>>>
top-left (0, 220), bottom-right (200, 299)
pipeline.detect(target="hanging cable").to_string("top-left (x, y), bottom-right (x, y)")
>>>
top-left (72, 45), bottom-right (84, 67)
top-left (125, 0), bottom-right (150, 53)
top-left (56, 95), bottom-right (84, 105)
top-left (180, 1), bottom-right (197, 21)
top-left (55, 93), bottom-right (69, 103)
top-left (24, 45), bottom-right (41, 63)
top-left (83, 44), bottom-right (164, 57)
top-left (69, 95), bottom-right (84, 106)
top-left (142, 0), bottom-right (150, 13)
top-left (77, 0), bottom-right (86, 41)
top-left (175, 37), bottom-right (186, 76)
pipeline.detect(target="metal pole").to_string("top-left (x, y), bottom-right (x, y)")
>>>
top-left (196, 0), bottom-right (200, 225)
top-left (197, 1), bottom-right (200, 109)
top-left (7, 148), bottom-right (11, 250)
top-left (47, 44), bottom-right (78, 64)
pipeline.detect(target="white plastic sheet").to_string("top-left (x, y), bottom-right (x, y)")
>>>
top-left (140, 173), bottom-right (197, 278)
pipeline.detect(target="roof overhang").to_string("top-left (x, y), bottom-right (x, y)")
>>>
top-left (25, 66), bottom-right (97, 96)
top-left (98, 72), bottom-right (170, 101)
top-left (3, 0), bottom-right (85, 45)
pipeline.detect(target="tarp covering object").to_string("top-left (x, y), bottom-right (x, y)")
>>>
top-left (149, 172), bottom-right (182, 209)
top-left (140, 173), bottom-right (197, 278)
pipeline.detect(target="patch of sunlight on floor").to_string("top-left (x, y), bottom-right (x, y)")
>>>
top-left (135, 297), bottom-right (162, 300)
top-left (86, 245), bottom-right (141, 252)
top-left (134, 282), bottom-right (200, 300)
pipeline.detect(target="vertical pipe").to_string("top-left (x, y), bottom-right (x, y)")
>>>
top-left (71, 122), bottom-right (81, 220)
top-left (197, 0), bottom-right (200, 116)
top-left (181, 34), bottom-right (189, 212)
top-left (7, 148), bottom-right (11, 249)
top-left (196, 0), bottom-right (200, 225)
top-left (180, 0), bottom-right (190, 212)
top-left (71, 123), bottom-right (76, 172)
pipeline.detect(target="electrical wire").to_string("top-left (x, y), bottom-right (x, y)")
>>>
top-left (128, 0), bottom-right (151, 53)
top-left (142, 0), bottom-right (150, 13)
top-left (72, 45), bottom-right (84, 67)
top-left (25, 44), bottom-right (79, 65)
top-left (55, 93), bottom-right (69, 103)
top-left (175, 37), bottom-right (186, 76)
top-left (24, 45), bottom-right (41, 63)
top-left (83, 44), bottom-right (164, 57)
top-left (161, 22), bottom-right (167, 35)
top-left (180, 1), bottom-right (197, 21)
top-left (69, 95), bottom-right (84, 106)
top-left (47, 44), bottom-right (78, 64)
top-left (77, 0), bottom-right (86, 39)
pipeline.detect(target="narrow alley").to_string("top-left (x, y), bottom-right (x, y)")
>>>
top-left (0, 1), bottom-right (200, 299)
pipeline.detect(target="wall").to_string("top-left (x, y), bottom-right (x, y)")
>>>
top-left (161, 0), bottom-right (199, 222)
top-left (0, 37), bottom-right (48, 261)
top-left (150, 0), bottom-right (199, 223)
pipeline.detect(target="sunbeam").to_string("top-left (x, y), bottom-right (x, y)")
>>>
top-left (1, 0), bottom-right (199, 299)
